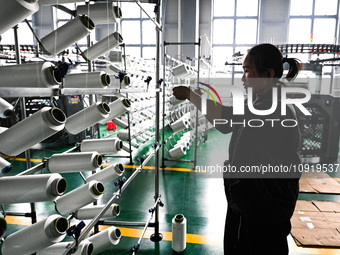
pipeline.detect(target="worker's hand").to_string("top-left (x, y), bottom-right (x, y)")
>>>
top-left (172, 86), bottom-right (190, 100)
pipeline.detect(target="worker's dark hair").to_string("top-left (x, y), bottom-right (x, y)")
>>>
top-left (247, 43), bottom-right (302, 82)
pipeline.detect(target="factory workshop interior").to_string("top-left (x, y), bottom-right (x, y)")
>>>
top-left (1, 0), bottom-right (340, 254)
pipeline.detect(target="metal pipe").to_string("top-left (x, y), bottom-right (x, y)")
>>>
top-left (98, 220), bottom-right (152, 227)
top-left (161, 40), bottom-right (166, 168)
top-left (164, 42), bottom-right (199, 46)
top-left (132, 198), bottom-right (161, 255)
top-left (178, 0), bottom-right (182, 58)
top-left (62, 144), bottom-right (160, 255)
top-left (14, 25), bottom-right (37, 224)
top-left (150, 0), bottom-right (162, 243)
top-left (16, 163), bottom-right (45, 176)
top-left (4, 212), bottom-right (34, 217)
top-left (193, 38), bottom-right (201, 170)
top-left (101, 155), bottom-right (131, 158)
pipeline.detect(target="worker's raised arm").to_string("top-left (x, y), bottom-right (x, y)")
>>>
top-left (172, 86), bottom-right (233, 134)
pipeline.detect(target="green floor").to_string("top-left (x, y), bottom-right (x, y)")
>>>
top-left (1, 125), bottom-right (340, 255)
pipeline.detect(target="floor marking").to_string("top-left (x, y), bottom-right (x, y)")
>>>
top-left (99, 226), bottom-right (222, 246)
top-left (9, 157), bottom-right (43, 163)
top-left (10, 158), bottom-right (195, 172)
top-left (4, 217), bottom-right (340, 253)
top-left (10, 158), bottom-right (340, 178)
top-left (3, 217), bottom-right (222, 246)
top-left (4, 216), bottom-right (32, 226)
top-left (101, 164), bottom-right (195, 173)
top-left (123, 165), bottom-right (195, 172)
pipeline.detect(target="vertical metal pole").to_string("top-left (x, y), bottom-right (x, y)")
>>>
top-left (14, 25), bottom-right (37, 224)
top-left (160, 42), bottom-right (167, 168)
top-left (122, 44), bottom-right (133, 165)
top-left (150, 0), bottom-right (163, 242)
top-left (84, 1), bottom-right (98, 233)
top-left (193, 38), bottom-right (201, 170)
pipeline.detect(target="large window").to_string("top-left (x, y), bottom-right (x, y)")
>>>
top-left (120, 2), bottom-right (156, 59)
top-left (289, 0), bottom-right (340, 94)
top-left (289, 0), bottom-right (339, 44)
top-left (212, 0), bottom-right (259, 67)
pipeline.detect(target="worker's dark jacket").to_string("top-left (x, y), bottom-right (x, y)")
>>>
top-left (221, 86), bottom-right (301, 222)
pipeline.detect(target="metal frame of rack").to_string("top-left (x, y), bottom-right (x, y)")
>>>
top-left (160, 39), bottom-right (202, 170)
top-left (0, 0), bottom-right (164, 254)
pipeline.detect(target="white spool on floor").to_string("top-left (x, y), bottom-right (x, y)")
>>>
top-left (1, 214), bottom-right (68, 255)
top-left (0, 0), bottom-right (39, 35)
top-left (46, 152), bottom-right (102, 173)
top-left (169, 146), bottom-right (186, 158)
top-left (40, 15), bottom-right (94, 55)
top-left (0, 107), bottom-right (66, 156)
top-left (37, 240), bottom-right (93, 255)
top-left (55, 180), bottom-right (105, 215)
top-left (80, 138), bottom-right (122, 154)
top-left (172, 214), bottom-right (187, 253)
top-left (86, 227), bottom-right (121, 255)
top-left (99, 98), bottom-right (131, 124)
top-left (82, 32), bottom-right (123, 62)
top-left (76, 3), bottom-right (122, 25)
top-left (75, 204), bottom-right (120, 220)
top-left (65, 102), bottom-right (110, 135)
top-left (86, 163), bottom-right (124, 184)
top-left (0, 62), bottom-right (61, 88)
top-left (64, 71), bottom-right (111, 89)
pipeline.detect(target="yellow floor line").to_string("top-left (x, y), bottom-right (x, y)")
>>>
top-left (9, 157), bottom-right (43, 163)
top-left (99, 226), bottom-right (222, 246)
top-left (5, 217), bottom-right (340, 253)
top-left (4, 217), bottom-right (221, 246)
top-left (5, 216), bottom-right (32, 226)
top-left (123, 165), bottom-right (195, 172)
top-left (101, 164), bottom-right (195, 173)
top-left (10, 158), bottom-right (195, 172)
top-left (10, 158), bottom-right (340, 177)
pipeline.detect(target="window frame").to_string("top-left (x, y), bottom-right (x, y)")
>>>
top-left (119, 3), bottom-right (157, 59)
top-left (212, 0), bottom-right (260, 81)
top-left (288, 0), bottom-right (340, 45)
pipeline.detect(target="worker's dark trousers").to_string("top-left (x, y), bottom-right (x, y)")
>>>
top-left (224, 206), bottom-right (291, 255)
